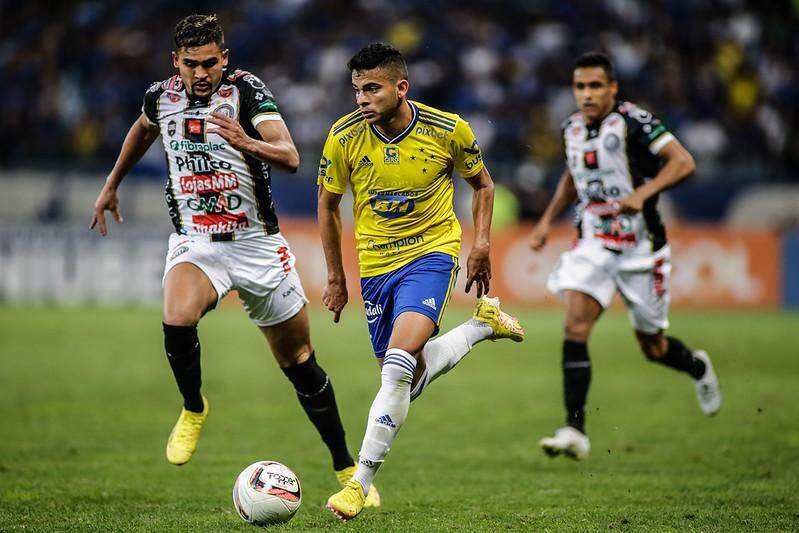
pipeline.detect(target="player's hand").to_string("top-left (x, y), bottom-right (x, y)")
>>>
top-left (322, 278), bottom-right (348, 323)
top-left (612, 194), bottom-right (644, 215)
top-left (465, 244), bottom-right (491, 298)
top-left (90, 186), bottom-right (123, 236)
top-left (207, 112), bottom-right (254, 153)
top-left (529, 220), bottom-right (550, 251)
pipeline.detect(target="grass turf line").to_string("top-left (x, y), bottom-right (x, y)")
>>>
top-left (0, 306), bottom-right (797, 531)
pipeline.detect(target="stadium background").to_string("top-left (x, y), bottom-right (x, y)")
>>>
top-left (1, 0), bottom-right (798, 309)
top-left (2, 1), bottom-right (798, 531)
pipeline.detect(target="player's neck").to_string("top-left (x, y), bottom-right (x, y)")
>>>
top-left (375, 100), bottom-right (413, 140)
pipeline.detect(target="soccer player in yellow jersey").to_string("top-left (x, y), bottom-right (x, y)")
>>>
top-left (318, 43), bottom-right (525, 521)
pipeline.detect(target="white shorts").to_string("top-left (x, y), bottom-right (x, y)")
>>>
top-left (163, 233), bottom-right (309, 327)
top-left (547, 242), bottom-right (671, 334)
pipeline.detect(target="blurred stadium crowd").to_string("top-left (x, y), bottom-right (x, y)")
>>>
top-left (1, 0), bottom-right (797, 216)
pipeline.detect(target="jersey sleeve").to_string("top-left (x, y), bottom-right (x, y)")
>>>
top-left (317, 128), bottom-right (350, 194)
top-left (237, 72), bottom-right (283, 129)
top-left (142, 82), bottom-right (163, 127)
top-left (451, 118), bottom-right (485, 178)
top-left (626, 106), bottom-right (675, 155)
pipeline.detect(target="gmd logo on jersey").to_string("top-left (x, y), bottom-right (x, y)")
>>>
top-left (369, 193), bottom-right (415, 219)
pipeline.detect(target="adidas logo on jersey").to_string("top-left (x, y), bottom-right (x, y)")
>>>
top-left (422, 297), bottom-right (437, 310)
top-left (358, 155), bottom-right (373, 168)
top-left (375, 414), bottom-right (396, 428)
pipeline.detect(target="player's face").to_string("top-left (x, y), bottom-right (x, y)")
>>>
top-left (351, 68), bottom-right (409, 125)
top-left (573, 67), bottom-right (618, 122)
top-left (172, 43), bottom-right (229, 98)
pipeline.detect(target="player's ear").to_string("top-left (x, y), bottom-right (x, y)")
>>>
top-left (396, 79), bottom-right (409, 100)
top-left (610, 80), bottom-right (618, 98)
top-left (221, 49), bottom-right (229, 67)
top-left (172, 50), bottom-right (179, 68)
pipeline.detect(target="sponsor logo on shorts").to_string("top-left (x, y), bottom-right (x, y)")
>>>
top-left (169, 246), bottom-right (189, 260)
top-left (422, 297), bottom-right (437, 310)
top-left (180, 172), bottom-right (239, 194)
top-left (282, 284), bottom-right (298, 299)
top-left (364, 300), bottom-right (384, 324)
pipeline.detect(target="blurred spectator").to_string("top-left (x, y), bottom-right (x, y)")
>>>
top-left (1, 0), bottom-right (797, 198)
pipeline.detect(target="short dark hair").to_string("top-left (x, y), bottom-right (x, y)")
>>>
top-left (347, 42), bottom-right (408, 81)
top-left (173, 14), bottom-right (225, 50)
top-left (574, 52), bottom-right (616, 82)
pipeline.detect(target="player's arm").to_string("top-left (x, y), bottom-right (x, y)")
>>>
top-left (614, 139), bottom-right (695, 215)
top-left (529, 169), bottom-right (577, 251)
top-left (463, 167), bottom-right (494, 297)
top-left (317, 186), bottom-right (347, 323)
top-left (206, 113), bottom-right (300, 173)
top-left (90, 113), bottom-right (160, 236)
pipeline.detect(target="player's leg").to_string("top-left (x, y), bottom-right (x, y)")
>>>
top-left (619, 254), bottom-right (721, 416)
top-left (162, 237), bottom-right (229, 465)
top-left (409, 296), bottom-right (525, 401)
top-left (240, 267), bottom-right (382, 508)
top-left (329, 311), bottom-right (434, 520)
top-left (634, 330), bottom-right (720, 415)
top-left (540, 243), bottom-right (616, 460)
top-left (538, 289), bottom-right (601, 460)
top-left (163, 263), bottom-right (218, 412)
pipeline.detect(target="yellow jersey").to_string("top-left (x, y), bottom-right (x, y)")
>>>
top-left (318, 101), bottom-right (485, 277)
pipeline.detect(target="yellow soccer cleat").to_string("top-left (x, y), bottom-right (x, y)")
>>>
top-left (473, 296), bottom-right (525, 342)
top-left (326, 479), bottom-right (366, 521)
top-left (166, 396), bottom-right (208, 466)
top-left (335, 466), bottom-right (381, 508)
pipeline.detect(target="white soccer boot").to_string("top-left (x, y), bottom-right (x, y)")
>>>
top-left (692, 350), bottom-right (721, 416)
top-left (539, 426), bottom-right (590, 460)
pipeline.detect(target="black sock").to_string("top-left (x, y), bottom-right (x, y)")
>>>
top-left (163, 323), bottom-right (204, 413)
top-left (563, 340), bottom-right (591, 434)
top-left (282, 353), bottom-right (354, 471)
top-left (652, 336), bottom-right (706, 379)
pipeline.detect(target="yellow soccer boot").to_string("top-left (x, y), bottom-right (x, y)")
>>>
top-left (335, 465), bottom-right (381, 508)
top-left (326, 479), bottom-right (366, 521)
top-left (473, 296), bottom-right (525, 342)
top-left (166, 396), bottom-right (208, 466)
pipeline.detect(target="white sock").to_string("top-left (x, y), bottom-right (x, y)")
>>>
top-left (410, 320), bottom-right (493, 400)
top-left (353, 348), bottom-right (416, 493)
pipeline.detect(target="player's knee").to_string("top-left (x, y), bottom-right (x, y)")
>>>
top-left (276, 345), bottom-right (312, 368)
top-left (163, 305), bottom-right (203, 327)
top-left (564, 317), bottom-right (593, 343)
top-left (638, 336), bottom-right (667, 360)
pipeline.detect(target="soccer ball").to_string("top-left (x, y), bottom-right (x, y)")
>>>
top-left (232, 461), bottom-right (302, 526)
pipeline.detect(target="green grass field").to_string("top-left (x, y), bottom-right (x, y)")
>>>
top-left (1, 305), bottom-right (798, 531)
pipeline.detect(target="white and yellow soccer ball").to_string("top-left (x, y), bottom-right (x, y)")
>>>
top-left (232, 461), bottom-right (302, 526)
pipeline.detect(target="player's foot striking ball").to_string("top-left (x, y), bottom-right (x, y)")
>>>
top-left (317, 43), bottom-right (525, 520)
top-left (529, 51), bottom-right (721, 459)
